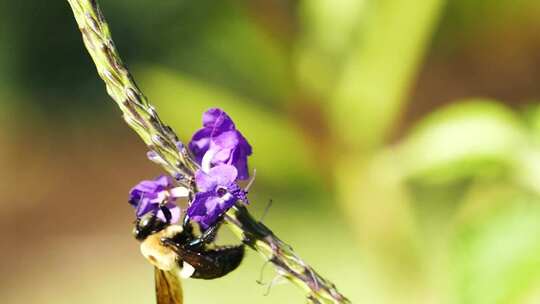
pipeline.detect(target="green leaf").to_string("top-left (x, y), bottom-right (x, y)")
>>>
top-left (525, 104), bottom-right (540, 142)
top-left (329, 0), bottom-right (445, 150)
top-left (453, 187), bottom-right (540, 304)
top-left (190, 9), bottom-right (291, 105)
top-left (399, 100), bottom-right (526, 184)
top-left (296, 0), bottom-right (367, 98)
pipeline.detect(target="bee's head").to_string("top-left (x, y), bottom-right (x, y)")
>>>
top-left (133, 213), bottom-right (168, 241)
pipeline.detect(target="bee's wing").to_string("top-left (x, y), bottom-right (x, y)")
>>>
top-left (154, 267), bottom-right (183, 304)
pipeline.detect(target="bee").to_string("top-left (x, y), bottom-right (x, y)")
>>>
top-left (133, 210), bottom-right (245, 304)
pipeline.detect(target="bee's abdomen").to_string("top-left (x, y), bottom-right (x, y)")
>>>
top-left (191, 245), bottom-right (245, 280)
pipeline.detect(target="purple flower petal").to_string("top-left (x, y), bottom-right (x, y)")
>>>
top-left (230, 145), bottom-right (251, 180)
top-left (188, 108), bottom-right (252, 180)
top-left (135, 199), bottom-right (155, 218)
top-left (212, 131), bottom-right (240, 149)
top-left (195, 170), bottom-right (218, 192)
top-left (208, 165), bottom-right (238, 186)
top-left (187, 192), bottom-right (213, 217)
top-left (188, 191), bottom-right (236, 230)
top-left (128, 175), bottom-right (188, 223)
top-left (202, 108), bottom-right (235, 130)
top-left (189, 128), bottom-right (212, 163)
top-left (194, 165), bottom-right (237, 192)
top-left (188, 166), bottom-right (245, 228)
top-left (212, 147), bottom-right (234, 164)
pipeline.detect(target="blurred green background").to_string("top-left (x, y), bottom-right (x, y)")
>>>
top-left (2, 1), bottom-right (540, 303)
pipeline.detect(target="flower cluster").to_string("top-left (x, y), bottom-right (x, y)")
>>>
top-left (189, 108), bottom-right (252, 180)
top-left (128, 108), bottom-right (252, 228)
top-left (128, 175), bottom-right (187, 223)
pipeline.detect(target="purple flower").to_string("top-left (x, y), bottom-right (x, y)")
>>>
top-left (189, 108), bottom-right (252, 180)
top-left (128, 175), bottom-right (189, 223)
top-left (187, 165), bottom-right (248, 229)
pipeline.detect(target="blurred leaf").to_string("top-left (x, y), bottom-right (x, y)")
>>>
top-left (513, 145), bottom-right (540, 196)
top-left (103, 1), bottom-right (291, 106)
top-left (334, 152), bottom-right (427, 304)
top-left (435, 0), bottom-right (540, 48)
top-left (0, 1), bottom-right (12, 93)
top-left (172, 7), bottom-right (291, 106)
top-left (296, 0), bottom-right (367, 98)
top-left (453, 186), bottom-right (540, 304)
top-left (300, 0), bottom-right (366, 54)
top-left (513, 105), bottom-right (540, 195)
top-left (399, 100), bottom-right (527, 185)
top-left (526, 104), bottom-right (540, 142)
top-left (330, 0), bottom-right (445, 150)
top-left (0, 94), bottom-right (13, 123)
top-left (520, 286), bottom-right (540, 304)
top-left (138, 66), bottom-right (321, 188)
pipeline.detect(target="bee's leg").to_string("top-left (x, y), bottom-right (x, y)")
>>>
top-left (160, 205), bottom-right (172, 224)
top-left (182, 214), bottom-right (191, 228)
top-left (160, 237), bottom-right (178, 250)
top-left (180, 189), bottom-right (195, 227)
top-left (187, 221), bottom-right (222, 248)
top-left (180, 215), bottom-right (195, 239)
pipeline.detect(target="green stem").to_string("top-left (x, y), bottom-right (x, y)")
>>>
top-left (66, 0), bottom-right (349, 303)
top-left (226, 206), bottom-right (350, 303)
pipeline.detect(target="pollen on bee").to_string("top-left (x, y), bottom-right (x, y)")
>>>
top-left (140, 229), bottom-right (179, 271)
top-left (179, 262), bottom-right (196, 279)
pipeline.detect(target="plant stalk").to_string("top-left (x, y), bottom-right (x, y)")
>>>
top-left (66, 0), bottom-right (350, 303)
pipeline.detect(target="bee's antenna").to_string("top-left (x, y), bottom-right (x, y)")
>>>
top-left (259, 199), bottom-right (273, 223)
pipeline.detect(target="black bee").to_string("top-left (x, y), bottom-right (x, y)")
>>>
top-left (133, 209), bottom-right (245, 278)
top-left (133, 210), bottom-right (245, 304)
